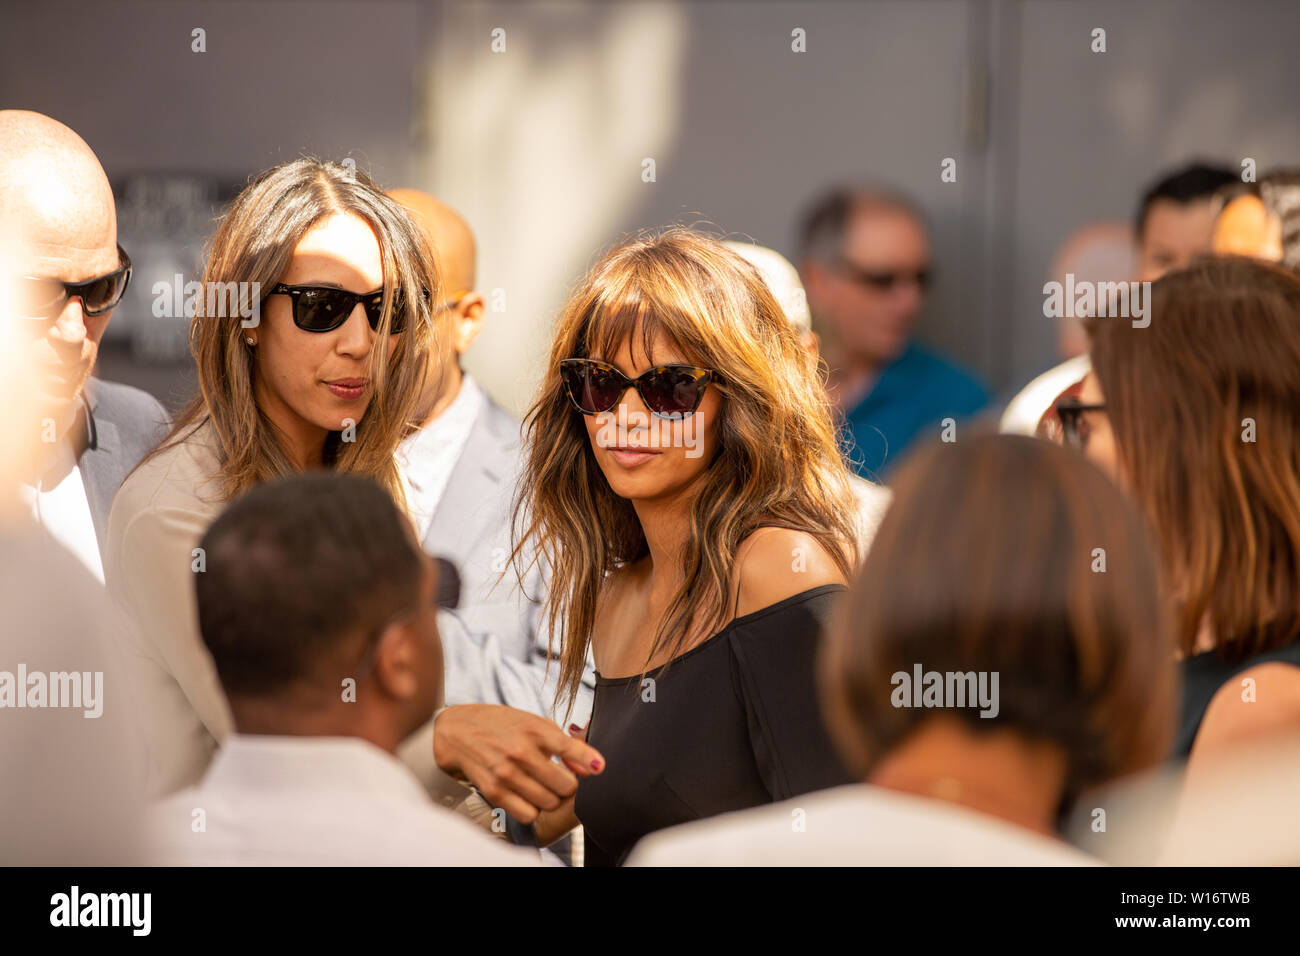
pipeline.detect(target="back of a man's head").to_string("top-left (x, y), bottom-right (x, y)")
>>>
top-left (195, 474), bottom-right (428, 718)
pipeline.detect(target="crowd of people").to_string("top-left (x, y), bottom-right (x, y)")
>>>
top-left (3, 106), bottom-right (1300, 866)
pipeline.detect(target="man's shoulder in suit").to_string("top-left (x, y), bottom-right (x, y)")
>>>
top-left (85, 377), bottom-right (172, 458)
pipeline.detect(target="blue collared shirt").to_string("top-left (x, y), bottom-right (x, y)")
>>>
top-left (842, 342), bottom-right (989, 478)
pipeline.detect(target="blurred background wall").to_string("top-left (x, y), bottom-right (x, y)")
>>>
top-left (4, 0), bottom-right (1300, 415)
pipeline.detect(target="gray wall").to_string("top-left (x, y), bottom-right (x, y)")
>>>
top-left (4, 0), bottom-right (1298, 414)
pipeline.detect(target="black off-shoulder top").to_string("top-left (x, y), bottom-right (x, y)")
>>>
top-left (574, 584), bottom-right (855, 867)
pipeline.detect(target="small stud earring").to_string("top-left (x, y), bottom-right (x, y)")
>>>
top-left (245, 336), bottom-right (255, 346)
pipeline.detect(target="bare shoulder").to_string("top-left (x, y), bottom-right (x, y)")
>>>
top-left (1192, 661), bottom-right (1300, 759)
top-left (733, 527), bottom-right (847, 618)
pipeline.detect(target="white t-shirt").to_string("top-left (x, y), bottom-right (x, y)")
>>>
top-left (18, 427), bottom-right (104, 583)
top-left (627, 783), bottom-right (1100, 867)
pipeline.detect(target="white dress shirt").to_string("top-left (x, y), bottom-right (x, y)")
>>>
top-left (627, 783), bottom-right (1099, 867)
top-left (147, 734), bottom-right (538, 866)
top-left (18, 408), bottom-right (104, 583)
top-left (398, 374), bottom-right (486, 541)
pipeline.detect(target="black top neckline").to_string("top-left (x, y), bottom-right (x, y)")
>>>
top-left (593, 583), bottom-right (847, 686)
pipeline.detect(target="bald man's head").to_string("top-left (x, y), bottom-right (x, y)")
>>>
top-left (387, 189), bottom-right (489, 423)
top-left (387, 188), bottom-right (476, 295)
top-left (0, 111), bottom-right (117, 271)
top-left (0, 111), bottom-right (121, 414)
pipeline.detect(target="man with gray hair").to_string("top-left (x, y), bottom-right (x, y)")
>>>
top-left (0, 110), bottom-right (169, 582)
top-left (797, 188), bottom-right (988, 476)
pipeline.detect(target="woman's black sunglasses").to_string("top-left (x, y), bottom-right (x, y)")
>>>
top-left (559, 358), bottom-right (715, 420)
top-left (1055, 396), bottom-right (1106, 449)
top-left (269, 283), bottom-right (426, 333)
top-left (18, 245), bottom-right (132, 320)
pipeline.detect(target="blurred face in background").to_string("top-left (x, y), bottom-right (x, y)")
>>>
top-left (806, 205), bottom-right (931, 369)
top-left (1136, 198), bottom-right (1218, 282)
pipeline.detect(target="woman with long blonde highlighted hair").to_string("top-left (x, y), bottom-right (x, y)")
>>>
top-left (106, 158), bottom-right (442, 795)
top-left (515, 228), bottom-right (864, 865)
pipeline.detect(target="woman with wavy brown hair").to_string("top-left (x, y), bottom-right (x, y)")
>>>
top-left (106, 158), bottom-right (441, 795)
top-left (1071, 256), bottom-right (1300, 761)
top-left (514, 228), bottom-right (863, 865)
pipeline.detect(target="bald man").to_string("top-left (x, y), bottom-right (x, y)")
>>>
top-left (1, 110), bottom-right (169, 582)
top-left (388, 189), bottom-right (594, 730)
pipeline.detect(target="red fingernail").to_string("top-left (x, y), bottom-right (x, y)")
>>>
top-left (590, 759), bottom-right (603, 771)
top-left (569, 724), bottom-right (582, 733)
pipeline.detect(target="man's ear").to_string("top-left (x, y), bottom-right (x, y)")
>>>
top-left (370, 624), bottom-right (420, 701)
top-left (452, 292), bottom-right (487, 356)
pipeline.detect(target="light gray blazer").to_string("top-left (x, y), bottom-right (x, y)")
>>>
top-left (422, 395), bottom-right (594, 725)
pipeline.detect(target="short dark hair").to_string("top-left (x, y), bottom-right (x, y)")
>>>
top-left (1135, 162), bottom-right (1239, 237)
top-left (797, 187), bottom-right (927, 265)
top-left (195, 473), bottom-right (424, 696)
top-left (821, 433), bottom-right (1176, 802)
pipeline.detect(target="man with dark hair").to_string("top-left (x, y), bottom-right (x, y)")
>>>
top-left (798, 188), bottom-right (988, 477)
top-left (1134, 162), bottom-right (1240, 280)
top-left (148, 473), bottom-right (535, 865)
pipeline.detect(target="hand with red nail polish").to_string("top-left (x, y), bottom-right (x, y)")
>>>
top-left (432, 705), bottom-right (605, 832)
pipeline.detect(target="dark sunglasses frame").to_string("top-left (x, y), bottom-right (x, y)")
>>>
top-left (559, 357), bottom-right (715, 420)
top-left (269, 283), bottom-right (419, 333)
top-left (837, 257), bottom-right (932, 293)
top-left (1055, 397), bottom-right (1107, 449)
top-left (20, 245), bottom-right (132, 319)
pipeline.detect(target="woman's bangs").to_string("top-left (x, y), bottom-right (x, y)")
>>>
top-left (582, 274), bottom-right (706, 369)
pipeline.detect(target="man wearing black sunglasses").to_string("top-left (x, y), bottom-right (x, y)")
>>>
top-left (1, 110), bottom-right (169, 581)
top-left (798, 187), bottom-right (988, 477)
